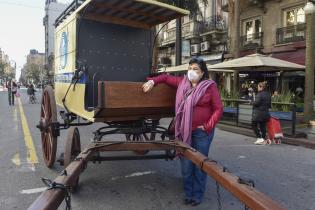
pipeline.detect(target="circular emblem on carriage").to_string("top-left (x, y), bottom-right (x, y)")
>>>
top-left (59, 32), bottom-right (68, 69)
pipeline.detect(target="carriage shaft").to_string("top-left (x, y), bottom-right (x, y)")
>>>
top-left (28, 141), bottom-right (286, 210)
top-left (176, 141), bottom-right (286, 210)
top-left (28, 150), bottom-right (94, 210)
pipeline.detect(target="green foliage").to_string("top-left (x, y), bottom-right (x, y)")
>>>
top-left (0, 61), bottom-right (15, 80)
top-left (157, 0), bottom-right (208, 18)
top-left (22, 63), bottom-right (41, 84)
top-left (0, 62), bottom-right (6, 79)
top-left (220, 88), bottom-right (239, 108)
top-left (271, 91), bottom-right (295, 112)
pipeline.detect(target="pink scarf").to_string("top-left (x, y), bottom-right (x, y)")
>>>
top-left (175, 76), bottom-right (214, 145)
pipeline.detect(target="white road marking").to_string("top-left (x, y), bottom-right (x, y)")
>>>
top-left (20, 187), bottom-right (47, 194)
top-left (11, 153), bottom-right (21, 166)
top-left (111, 171), bottom-right (156, 181)
top-left (125, 171), bottom-right (155, 178)
top-left (238, 155), bottom-right (247, 159)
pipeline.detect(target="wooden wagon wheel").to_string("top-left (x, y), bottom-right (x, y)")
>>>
top-left (40, 86), bottom-right (57, 168)
top-left (64, 127), bottom-right (81, 192)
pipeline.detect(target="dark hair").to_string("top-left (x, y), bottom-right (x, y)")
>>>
top-left (189, 57), bottom-right (209, 81)
top-left (258, 81), bottom-right (267, 90)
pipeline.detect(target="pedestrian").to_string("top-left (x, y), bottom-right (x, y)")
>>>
top-left (142, 57), bottom-right (223, 206)
top-left (6, 79), bottom-right (17, 106)
top-left (252, 81), bottom-right (271, 145)
top-left (27, 84), bottom-right (36, 104)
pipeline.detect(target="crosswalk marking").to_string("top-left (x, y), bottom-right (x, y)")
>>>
top-left (17, 97), bottom-right (38, 165)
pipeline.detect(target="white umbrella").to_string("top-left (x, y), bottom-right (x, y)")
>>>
top-left (208, 53), bottom-right (305, 72)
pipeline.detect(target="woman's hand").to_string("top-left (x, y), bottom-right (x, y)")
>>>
top-left (197, 125), bottom-right (205, 131)
top-left (142, 80), bottom-right (154, 93)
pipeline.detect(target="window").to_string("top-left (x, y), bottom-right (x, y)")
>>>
top-left (278, 6), bottom-right (306, 44)
top-left (243, 17), bottom-right (262, 41)
top-left (283, 7), bottom-right (305, 27)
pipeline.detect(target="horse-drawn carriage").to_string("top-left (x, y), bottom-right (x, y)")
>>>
top-left (30, 1), bottom-right (286, 209)
top-left (38, 0), bottom-right (186, 168)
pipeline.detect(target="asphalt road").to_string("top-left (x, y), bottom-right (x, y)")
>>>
top-left (0, 90), bottom-right (314, 210)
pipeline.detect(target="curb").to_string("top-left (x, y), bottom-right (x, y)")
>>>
top-left (217, 123), bottom-right (315, 149)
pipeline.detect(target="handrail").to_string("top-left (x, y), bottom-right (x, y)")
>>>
top-left (240, 32), bottom-right (264, 50)
top-left (276, 23), bottom-right (306, 44)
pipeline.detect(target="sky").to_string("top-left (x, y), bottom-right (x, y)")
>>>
top-left (0, 0), bottom-right (72, 79)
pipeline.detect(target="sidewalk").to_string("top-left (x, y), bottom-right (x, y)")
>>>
top-left (217, 123), bottom-right (315, 149)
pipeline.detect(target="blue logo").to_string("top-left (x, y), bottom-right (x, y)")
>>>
top-left (59, 32), bottom-right (68, 69)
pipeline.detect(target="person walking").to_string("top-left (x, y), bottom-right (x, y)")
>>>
top-left (6, 79), bottom-right (17, 106)
top-left (142, 57), bottom-right (223, 206)
top-left (252, 81), bottom-right (271, 145)
top-left (27, 84), bottom-right (36, 104)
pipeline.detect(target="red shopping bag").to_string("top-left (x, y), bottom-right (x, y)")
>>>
top-left (15, 92), bottom-right (20, 97)
top-left (267, 116), bottom-right (283, 140)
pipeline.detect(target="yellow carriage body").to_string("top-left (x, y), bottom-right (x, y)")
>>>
top-left (54, 0), bottom-right (189, 122)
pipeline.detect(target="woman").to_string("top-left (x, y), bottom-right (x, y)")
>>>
top-left (252, 82), bottom-right (271, 145)
top-left (143, 57), bottom-right (223, 206)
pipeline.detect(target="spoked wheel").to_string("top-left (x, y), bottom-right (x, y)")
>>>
top-left (40, 86), bottom-right (57, 168)
top-left (125, 133), bottom-right (154, 155)
top-left (64, 127), bottom-right (81, 192)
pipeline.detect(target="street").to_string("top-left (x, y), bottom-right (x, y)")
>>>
top-left (0, 90), bottom-right (314, 210)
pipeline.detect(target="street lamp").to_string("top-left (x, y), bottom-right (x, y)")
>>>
top-left (303, 0), bottom-right (315, 122)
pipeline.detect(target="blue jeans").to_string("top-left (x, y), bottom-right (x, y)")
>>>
top-left (180, 128), bottom-right (215, 203)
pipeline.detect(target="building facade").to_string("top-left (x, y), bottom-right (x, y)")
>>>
top-left (43, 0), bottom-right (69, 80)
top-left (27, 49), bottom-right (45, 66)
top-left (227, 0), bottom-right (310, 93)
top-left (157, 0), bottom-right (229, 67)
top-left (20, 49), bottom-right (45, 84)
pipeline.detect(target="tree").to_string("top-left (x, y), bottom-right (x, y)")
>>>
top-left (158, 0), bottom-right (208, 18)
top-left (0, 62), bottom-right (5, 79)
top-left (23, 63), bottom-right (41, 84)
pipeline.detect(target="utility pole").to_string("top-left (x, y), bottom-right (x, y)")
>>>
top-left (175, 18), bottom-right (182, 66)
top-left (233, 0), bottom-right (240, 94)
top-left (303, 0), bottom-right (315, 122)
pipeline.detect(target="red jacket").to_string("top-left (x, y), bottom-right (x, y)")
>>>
top-left (148, 74), bottom-right (223, 133)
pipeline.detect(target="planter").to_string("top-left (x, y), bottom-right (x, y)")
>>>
top-left (238, 103), bottom-right (253, 124)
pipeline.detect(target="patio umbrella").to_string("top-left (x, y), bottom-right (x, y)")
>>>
top-left (208, 53), bottom-right (305, 72)
top-left (158, 63), bottom-right (234, 73)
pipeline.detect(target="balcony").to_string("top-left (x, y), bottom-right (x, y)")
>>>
top-left (182, 20), bottom-right (203, 39)
top-left (202, 16), bottom-right (227, 34)
top-left (276, 23), bottom-right (306, 45)
top-left (241, 32), bottom-right (264, 50)
top-left (160, 27), bottom-right (176, 46)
